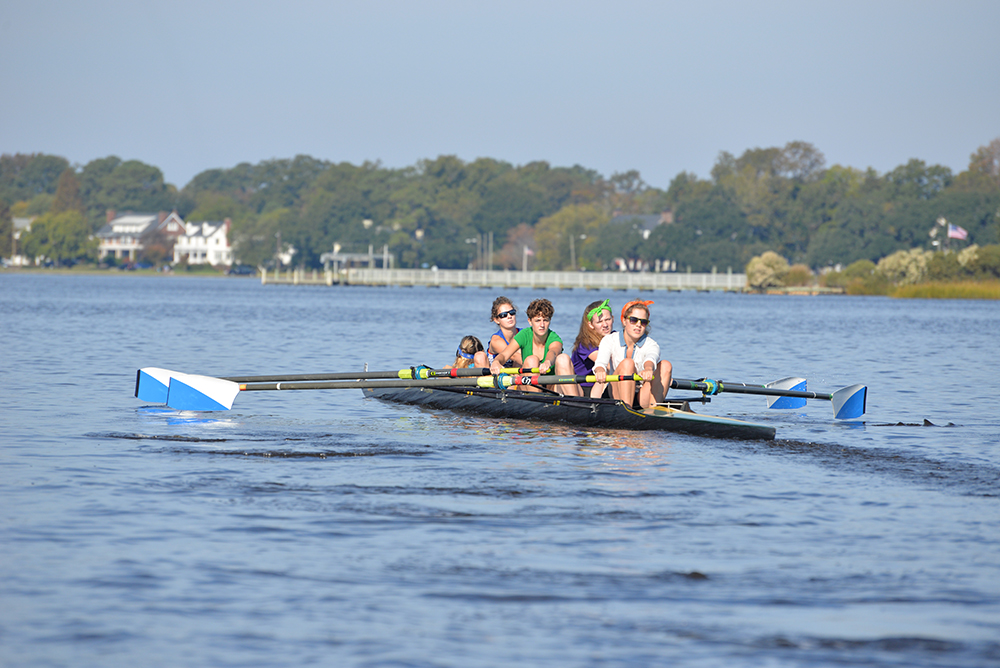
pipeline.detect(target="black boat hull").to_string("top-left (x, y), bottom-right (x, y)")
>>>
top-left (364, 386), bottom-right (776, 440)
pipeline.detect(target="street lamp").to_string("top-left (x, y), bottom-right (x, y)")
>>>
top-left (465, 237), bottom-right (480, 269)
top-left (569, 234), bottom-right (587, 270)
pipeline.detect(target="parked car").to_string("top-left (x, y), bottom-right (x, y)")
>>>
top-left (226, 265), bottom-right (256, 276)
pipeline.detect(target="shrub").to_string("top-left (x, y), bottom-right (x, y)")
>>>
top-left (783, 263), bottom-right (813, 287)
top-left (821, 259), bottom-right (876, 288)
top-left (876, 249), bottom-right (932, 285)
top-left (972, 244), bottom-right (1000, 279)
top-left (746, 251), bottom-right (789, 290)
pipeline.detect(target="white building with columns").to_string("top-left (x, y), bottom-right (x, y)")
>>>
top-left (173, 219), bottom-right (233, 266)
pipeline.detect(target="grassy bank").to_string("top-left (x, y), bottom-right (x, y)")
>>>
top-left (892, 281), bottom-right (1000, 300)
top-left (2, 264), bottom-right (229, 277)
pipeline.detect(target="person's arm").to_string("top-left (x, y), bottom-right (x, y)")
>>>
top-left (540, 340), bottom-right (562, 374)
top-left (638, 339), bottom-right (660, 381)
top-left (490, 334), bottom-right (506, 355)
top-left (490, 338), bottom-right (522, 375)
top-left (593, 336), bottom-right (611, 383)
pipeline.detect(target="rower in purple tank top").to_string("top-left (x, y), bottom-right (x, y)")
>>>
top-left (563, 298), bottom-right (615, 398)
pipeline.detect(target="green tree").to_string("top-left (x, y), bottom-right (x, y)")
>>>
top-left (20, 210), bottom-right (97, 264)
top-left (0, 153), bottom-right (70, 206)
top-left (533, 204), bottom-right (609, 270)
top-left (952, 138), bottom-right (1000, 192)
top-left (231, 208), bottom-right (295, 267)
top-left (186, 192), bottom-right (249, 223)
top-left (884, 159), bottom-right (953, 200)
top-left (79, 157), bottom-right (176, 229)
top-left (0, 200), bottom-right (11, 257)
top-left (51, 169), bottom-right (83, 214)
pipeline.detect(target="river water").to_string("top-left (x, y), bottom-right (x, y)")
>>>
top-left (1, 273), bottom-right (998, 667)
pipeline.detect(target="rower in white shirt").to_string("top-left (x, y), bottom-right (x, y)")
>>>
top-left (593, 299), bottom-right (673, 408)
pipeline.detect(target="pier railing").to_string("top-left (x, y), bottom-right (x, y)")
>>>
top-left (345, 268), bottom-right (745, 291)
top-left (260, 267), bottom-right (747, 291)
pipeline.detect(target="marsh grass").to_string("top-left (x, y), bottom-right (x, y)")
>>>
top-left (892, 281), bottom-right (1000, 300)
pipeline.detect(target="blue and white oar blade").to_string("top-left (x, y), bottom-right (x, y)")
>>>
top-left (832, 384), bottom-right (867, 419)
top-left (166, 374), bottom-right (240, 411)
top-left (765, 377), bottom-right (807, 410)
top-left (135, 367), bottom-right (175, 403)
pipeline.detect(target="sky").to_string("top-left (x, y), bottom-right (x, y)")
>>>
top-left (2, 0), bottom-right (998, 191)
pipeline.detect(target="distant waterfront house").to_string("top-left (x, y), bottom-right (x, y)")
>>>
top-left (9, 216), bottom-right (36, 266)
top-left (96, 210), bottom-right (185, 261)
top-left (173, 219), bottom-right (233, 266)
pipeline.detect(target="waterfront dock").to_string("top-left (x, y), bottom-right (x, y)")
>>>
top-left (261, 267), bottom-right (746, 291)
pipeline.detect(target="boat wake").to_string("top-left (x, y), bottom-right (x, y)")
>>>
top-left (87, 430), bottom-right (434, 458)
top-left (751, 438), bottom-right (1000, 497)
top-left (86, 431), bottom-right (232, 443)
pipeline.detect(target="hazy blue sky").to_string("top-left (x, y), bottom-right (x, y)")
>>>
top-left (2, 0), bottom-right (998, 190)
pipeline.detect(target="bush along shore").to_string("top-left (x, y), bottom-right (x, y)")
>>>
top-left (745, 245), bottom-right (1000, 299)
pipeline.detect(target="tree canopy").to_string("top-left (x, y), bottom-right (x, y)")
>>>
top-left (3, 138), bottom-right (999, 270)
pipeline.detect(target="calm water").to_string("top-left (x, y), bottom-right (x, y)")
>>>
top-left (1, 273), bottom-right (998, 667)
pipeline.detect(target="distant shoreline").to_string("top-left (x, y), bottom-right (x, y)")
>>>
top-left (4, 267), bottom-right (998, 299)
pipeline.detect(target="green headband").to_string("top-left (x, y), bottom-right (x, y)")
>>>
top-left (587, 299), bottom-right (611, 321)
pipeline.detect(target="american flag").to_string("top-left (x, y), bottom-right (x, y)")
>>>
top-left (947, 223), bottom-right (968, 240)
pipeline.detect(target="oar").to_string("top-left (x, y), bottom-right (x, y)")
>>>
top-left (218, 366), bottom-right (501, 383)
top-left (671, 377), bottom-right (867, 419)
top-left (135, 365), bottom-right (527, 405)
top-left (240, 373), bottom-right (640, 392)
top-left (160, 371), bottom-right (642, 411)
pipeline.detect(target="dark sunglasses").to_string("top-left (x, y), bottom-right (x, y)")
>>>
top-left (628, 316), bottom-right (649, 326)
top-left (497, 309), bottom-right (517, 319)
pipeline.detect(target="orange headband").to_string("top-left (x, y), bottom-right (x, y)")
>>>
top-left (621, 300), bottom-right (654, 324)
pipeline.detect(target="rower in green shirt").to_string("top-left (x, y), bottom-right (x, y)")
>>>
top-left (489, 298), bottom-right (575, 393)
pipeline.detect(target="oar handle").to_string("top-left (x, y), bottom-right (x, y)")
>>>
top-left (488, 373), bottom-right (640, 388)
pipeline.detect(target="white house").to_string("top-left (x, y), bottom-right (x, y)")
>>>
top-left (173, 219), bottom-right (233, 266)
top-left (9, 216), bottom-right (36, 266)
top-left (95, 211), bottom-right (185, 261)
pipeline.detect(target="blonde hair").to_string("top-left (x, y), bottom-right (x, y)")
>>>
top-left (452, 335), bottom-right (484, 369)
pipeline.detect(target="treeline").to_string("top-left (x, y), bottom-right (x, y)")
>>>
top-left (2, 139), bottom-right (998, 270)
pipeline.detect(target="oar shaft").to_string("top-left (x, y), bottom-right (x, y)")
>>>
top-left (240, 373), bottom-right (641, 392)
top-left (671, 378), bottom-right (833, 401)
top-left (241, 377), bottom-right (490, 391)
top-left (221, 367), bottom-right (498, 383)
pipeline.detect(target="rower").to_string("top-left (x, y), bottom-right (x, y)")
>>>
top-left (563, 298), bottom-right (615, 398)
top-left (489, 298), bottom-right (575, 393)
top-left (446, 336), bottom-right (484, 370)
top-left (592, 300), bottom-right (673, 409)
top-left (473, 296), bottom-right (521, 369)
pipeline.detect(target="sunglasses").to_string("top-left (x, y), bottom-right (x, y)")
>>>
top-left (627, 316), bottom-right (649, 326)
top-left (497, 309), bottom-right (517, 319)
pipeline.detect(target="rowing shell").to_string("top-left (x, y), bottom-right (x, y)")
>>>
top-left (363, 385), bottom-right (776, 441)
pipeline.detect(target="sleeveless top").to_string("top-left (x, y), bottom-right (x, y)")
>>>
top-left (486, 328), bottom-right (518, 364)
